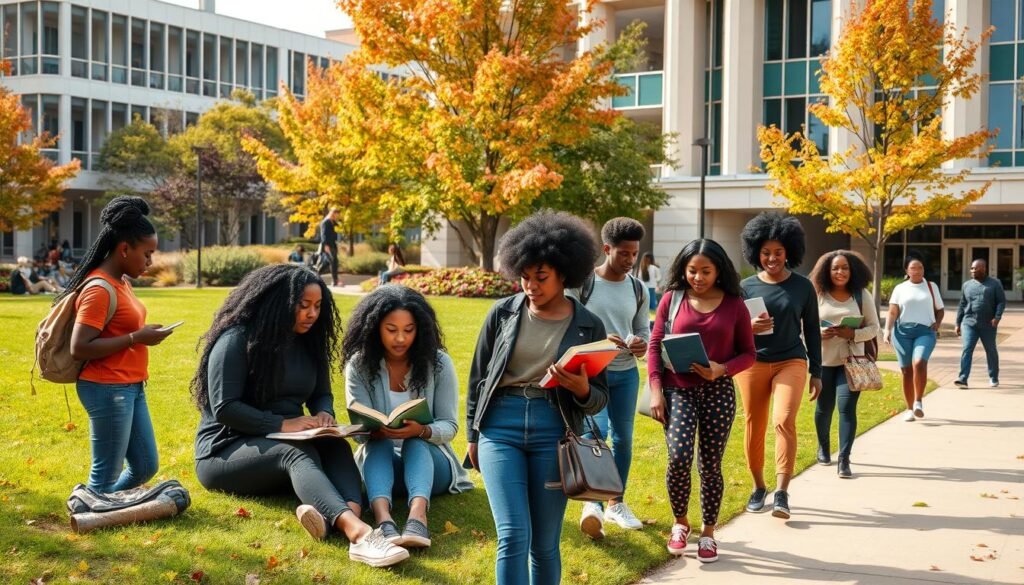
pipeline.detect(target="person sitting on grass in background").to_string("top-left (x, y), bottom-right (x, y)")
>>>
top-left (288, 245), bottom-right (306, 265)
top-left (191, 264), bottom-right (409, 568)
top-left (13, 257), bottom-right (61, 295)
top-left (343, 285), bottom-right (473, 549)
top-left (379, 244), bottom-right (407, 285)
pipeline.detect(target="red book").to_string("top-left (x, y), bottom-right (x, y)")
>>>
top-left (538, 340), bottom-right (622, 389)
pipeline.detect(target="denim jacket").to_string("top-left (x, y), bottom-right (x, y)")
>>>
top-left (465, 293), bottom-right (609, 443)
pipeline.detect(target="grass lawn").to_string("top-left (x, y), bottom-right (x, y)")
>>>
top-left (0, 290), bottom-right (925, 584)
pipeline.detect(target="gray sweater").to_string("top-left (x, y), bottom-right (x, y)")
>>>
top-left (344, 351), bottom-right (474, 495)
top-left (957, 277), bottom-right (1007, 327)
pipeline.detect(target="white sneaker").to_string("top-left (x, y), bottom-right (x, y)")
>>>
top-left (579, 501), bottom-right (604, 539)
top-left (990, 379), bottom-right (999, 388)
top-left (296, 505), bottom-right (327, 540)
top-left (349, 527), bottom-right (410, 567)
top-left (913, 401), bottom-right (924, 418)
top-left (604, 502), bottom-right (643, 531)
top-left (903, 410), bottom-right (916, 422)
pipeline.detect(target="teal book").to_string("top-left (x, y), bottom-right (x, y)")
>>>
top-left (660, 333), bottom-right (711, 373)
top-left (347, 398), bottom-right (433, 431)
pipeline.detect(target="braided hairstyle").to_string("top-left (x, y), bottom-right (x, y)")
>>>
top-left (190, 264), bottom-right (341, 409)
top-left (53, 196), bottom-right (155, 305)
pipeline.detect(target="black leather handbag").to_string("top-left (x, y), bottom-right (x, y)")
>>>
top-left (549, 398), bottom-right (624, 502)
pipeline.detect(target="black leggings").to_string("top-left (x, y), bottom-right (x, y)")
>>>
top-left (664, 378), bottom-right (736, 526)
top-left (815, 365), bottom-right (861, 459)
top-left (196, 437), bottom-right (363, 527)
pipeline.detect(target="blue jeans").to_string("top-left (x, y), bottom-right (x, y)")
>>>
top-left (959, 323), bottom-right (999, 383)
top-left (814, 366), bottom-right (860, 459)
top-left (479, 394), bottom-right (567, 585)
top-left (892, 323), bottom-right (937, 367)
top-left (648, 287), bottom-right (659, 310)
top-left (76, 380), bottom-right (159, 493)
top-left (362, 438), bottom-right (452, 509)
top-left (587, 367), bottom-right (639, 506)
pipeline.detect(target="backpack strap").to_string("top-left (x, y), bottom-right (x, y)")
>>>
top-left (628, 274), bottom-right (645, 315)
top-left (578, 272), bottom-right (596, 306)
top-left (667, 290), bottom-right (684, 332)
top-left (853, 288), bottom-right (863, 316)
top-left (81, 277), bottom-right (118, 329)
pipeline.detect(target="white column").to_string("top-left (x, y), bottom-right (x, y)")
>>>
top-left (944, 0), bottom-right (985, 170)
top-left (828, 0), bottom-right (859, 158)
top-left (721, 0), bottom-right (762, 175)
top-left (15, 230), bottom-right (34, 259)
top-left (58, 94), bottom-right (71, 164)
top-left (58, 0), bottom-right (71, 79)
top-left (662, 0), bottom-right (705, 177)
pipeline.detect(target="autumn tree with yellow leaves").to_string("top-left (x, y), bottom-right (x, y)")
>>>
top-left (339, 0), bottom-right (623, 269)
top-left (757, 0), bottom-right (994, 304)
top-left (0, 60), bottom-right (80, 232)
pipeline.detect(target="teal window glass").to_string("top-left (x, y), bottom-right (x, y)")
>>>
top-left (784, 60), bottom-right (807, 94)
top-left (988, 152), bottom-right (1013, 167)
top-left (711, 69), bottom-right (722, 101)
top-left (764, 63), bottom-right (783, 96)
top-left (637, 73), bottom-right (662, 107)
top-left (765, 0), bottom-right (784, 60)
top-left (1014, 151), bottom-right (1024, 166)
top-left (810, 0), bottom-right (831, 57)
top-left (808, 105), bottom-right (829, 154)
top-left (993, 0), bottom-right (1015, 43)
top-left (990, 44), bottom-right (1015, 81)
top-left (989, 83), bottom-right (1014, 149)
top-left (613, 76), bottom-right (636, 109)
top-left (809, 60), bottom-right (822, 94)
top-left (764, 98), bottom-right (782, 128)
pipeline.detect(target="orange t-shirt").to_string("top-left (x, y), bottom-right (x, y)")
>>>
top-left (75, 269), bottom-right (149, 384)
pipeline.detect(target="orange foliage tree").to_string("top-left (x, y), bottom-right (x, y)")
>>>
top-left (757, 0), bottom-right (994, 304)
top-left (339, 0), bottom-right (623, 269)
top-left (0, 61), bottom-right (80, 232)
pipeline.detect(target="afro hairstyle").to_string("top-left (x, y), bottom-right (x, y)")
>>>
top-left (601, 217), bottom-right (645, 246)
top-left (497, 211), bottom-right (599, 289)
top-left (809, 250), bottom-right (873, 296)
top-left (740, 212), bottom-right (807, 269)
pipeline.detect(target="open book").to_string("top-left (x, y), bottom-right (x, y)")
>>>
top-left (347, 398), bottom-right (433, 431)
top-left (821, 316), bottom-right (864, 329)
top-left (267, 424), bottom-right (368, 441)
top-left (661, 333), bottom-right (711, 373)
top-left (538, 339), bottom-right (621, 389)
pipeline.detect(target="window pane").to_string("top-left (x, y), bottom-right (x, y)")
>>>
top-left (764, 62), bottom-right (783, 96)
top-left (808, 59), bottom-right (823, 93)
top-left (266, 46), bottom-right (278, 91)
top-left (111, 14), bottom-right (127, 66)
top-left (907, 225), bottom-right (942, 243)
top-left (988, 151), bottom-right (1013, 167)
top-left (41, 94), bottom-right (59, 141)
top-left (713, 0), bottom-right (724, 67)
top-left (149, 22), bottom-right (163, 71)
top-left (111, 102), bottom-right (128, 132)
top-left (990, 44), bottom-right (1015, 81)
top-left (220, 37), bottom-right (232, 83)
top-left (71, 6), bottom-right (87, 60)
top-left (235, 40), bottom-right (248, 86)
top-left (291, 51), bottom-right (305, 94)
top-left (91, 100), bottom-right (108, 154)
top-left (784, 60), bottom-right (807, 95)
top-left (988, 83), bottom-right (1013, 149)
top-left (785, 97), bottom-right (806, 136)
top-left (808, 104), bottom-right (828, 154)
top-left (931, 0), bottom-right (944, 24)
top-left (787, 0), bottom-right (808, 59)
top-left (3, 5), bottom-right (18, 61)
top-left (765, 0), bottom-right (784, 60)
top-left (711, 103), bottom-right (722, 164)
top-left (21, 2), bottom-right (38, 55)
top-left (168, 26), bottom-right (182, 75)
top-left (992, 0), bottom-right (1015, 43)
top-left (251, 43), bottom-right (263, 88)
top-left (71, 97), bottom-right (87, 153)
top-left (203, 33), bottom-right (216, 81)
top-left (41, 2), bottom-right (58, 56)
top-left (92, 10), bottom-right (108, 63)
top-left (185, 30), bottom-right (199, 77)
top-left (810, 0), bottom-right (830, 57)
top-left (764, 98), bottom-right (782, 128)
top-left (131, 18), bottom-right (145, 69)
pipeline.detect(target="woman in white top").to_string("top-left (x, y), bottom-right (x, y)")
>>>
top-left (379, 244), bottom-right (407, 285)
top-left (883, 253), bottom-right (944, 422)
top-left (810, 250), bottom-right (880, 478)
top-left (638, 252), bottom-right (662, 310)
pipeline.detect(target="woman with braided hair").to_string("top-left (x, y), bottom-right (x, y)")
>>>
top-left (63, 196), bottom-right (174, 493)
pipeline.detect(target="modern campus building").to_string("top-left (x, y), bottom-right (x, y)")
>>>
top-left (419, 0), bottom-right (1024, 301)
top-left (1, 0), bottom-right (358, 262)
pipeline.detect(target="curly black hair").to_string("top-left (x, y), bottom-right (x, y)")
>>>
top-left (601, 217), bottom-right (645, 246)
top-left (341, 285), bottom-right (445, 397)
top-left (54, 196), bottom-right (155, 304)
top-left (190, 264), bottom-right (340, 409)
top-left (497, 211), bottom-right (599, 289)
top-left (740, 212), bottom-right (807, 269)
top-left (809, 250), bottom-right (873, 295)
top-left (665, 239), bottom-right (743, 297)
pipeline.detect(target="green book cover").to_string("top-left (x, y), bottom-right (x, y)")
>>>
top-left (347, 398), bottom-right (433, 430)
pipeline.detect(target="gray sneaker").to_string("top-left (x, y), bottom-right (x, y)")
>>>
top-left (401, 518), bottom-right (431, 548)
top-left (377, 520), bottom-right (402, 544)
top-left (349, 527), bottom-right (409, 567)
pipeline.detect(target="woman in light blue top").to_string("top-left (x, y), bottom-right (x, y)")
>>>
top-left (343, 285), bottom-right (473, 549)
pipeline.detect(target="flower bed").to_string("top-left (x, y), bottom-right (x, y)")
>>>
top-left (399, 267), bottom-right (521, 298)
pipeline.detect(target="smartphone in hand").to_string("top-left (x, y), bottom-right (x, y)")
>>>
top-left (157, 320), bottom-right (185, 333)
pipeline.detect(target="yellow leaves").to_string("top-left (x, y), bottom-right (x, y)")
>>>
top-left (442, 520), bottom-right (460, 535)
top-left (78, 560), bottom-right (89, 573)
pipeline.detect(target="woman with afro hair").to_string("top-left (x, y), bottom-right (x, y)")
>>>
top-left (343, 285), bottom-right (473, 549)
top-left (734, 212), bottom-right (822, 520)
top-left (191, 264), bottom-right (409, 568)
top-left (466, 211), bottom-right (610, 585)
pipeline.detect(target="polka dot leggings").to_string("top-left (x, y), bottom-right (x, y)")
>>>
top-left (663, 377), bottom-right (736, 526)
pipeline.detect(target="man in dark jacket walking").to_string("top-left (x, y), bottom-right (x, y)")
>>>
top-left (319, 208), bottom-right (340, 285)
top-left (954, 259), bottom-right (1007, 388)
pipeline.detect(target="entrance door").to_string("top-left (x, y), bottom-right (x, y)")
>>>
top-left (945, 244), bottom-right (1021, 302)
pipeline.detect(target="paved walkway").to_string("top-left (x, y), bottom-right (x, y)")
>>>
top-left (641, 307), bottom-right (1024, 585)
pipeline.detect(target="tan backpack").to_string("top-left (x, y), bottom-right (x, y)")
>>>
top-left (32, 277), bottom-right (118, 393)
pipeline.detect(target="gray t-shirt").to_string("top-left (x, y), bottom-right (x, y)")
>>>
top-left (569, 274), bottom-right (650, 371)
top-left (497, 310), bottom-right (572, 388)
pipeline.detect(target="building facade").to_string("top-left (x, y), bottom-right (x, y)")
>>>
top-left (1, 0), bottom-right (358, 262)
top-left (420, 0), bottom-right (1024, 301)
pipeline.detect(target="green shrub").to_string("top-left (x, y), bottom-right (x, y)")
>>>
top-left (400, 267), bottom-right (520, 298)
top-left (343, 251), bottom-right (389, 275)
top-left (182, 246), bottom-right (267, 286)
top-left (1015, 267), bottom-right (1024, 291)
top-left (0, 265), bottom-right (13, 293)
top-left (880, 276), bottom-right (903, 303)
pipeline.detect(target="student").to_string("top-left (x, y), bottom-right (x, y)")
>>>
top-left (288, 245), bottom-right (306, 265)
top-left (191, 264), bottom-right (408, 568)
top-left (13, 257), bottom-right (60, 295)
top-left (343, 285), bottom-right (473, 548)
top-left (809, 250), bottom-right (880, 478)
top-left (647, 238), bottom-right (755, 562)
top-left (60, 197), bottom-right (173, 493)
top-left (884, 253), bottom-right (943, 421)
top-left (319, 208), bottom-right (340, 285)
top-left (570, 217), bottom-right (649, 539)
top-left (379, 244), bottom-right (407, 285)
top-left (955, 259), bottom-right (1006, 388)
top-left (466, 211), bottom-right (609, 585)
top-left (735, 212), bottom-right (821, 520)
top-left (639, 252), bottom-right (662, 310)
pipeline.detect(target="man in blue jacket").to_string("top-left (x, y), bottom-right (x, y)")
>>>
top-left (954, 259), bottom-right (1006, 388)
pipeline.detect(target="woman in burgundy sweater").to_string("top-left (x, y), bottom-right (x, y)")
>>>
top-left (647, 239), bottom-right (756, 563)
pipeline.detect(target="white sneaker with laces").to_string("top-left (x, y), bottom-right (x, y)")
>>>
top-left (604, 502), bottom-right (643, 530)
top-left (913, 400), bottom-right (924, 418)
top-left (990, 379), bottom-right (999, 388)
top-left (349, 527), bottom-right (410, 567)
top-left (903, 410), bottom-right (916, 422)
top-left (579, 501), bottom-right (604, 539)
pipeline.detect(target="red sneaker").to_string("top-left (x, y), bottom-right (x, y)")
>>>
top-left (666, 523), bottom-right (689, 556)
top-left (697, 536), bottom-right (719, 563)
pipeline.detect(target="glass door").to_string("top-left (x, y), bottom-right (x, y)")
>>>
top-left (943, 246), bottom-right (964, 297)
top-left (995, 246), bottom-right (1020, 301)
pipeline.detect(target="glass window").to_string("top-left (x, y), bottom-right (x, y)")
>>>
top-left (131, 105), bottom-right (147, 123)
top-left (168, 26), bottom-right (182, 75)
top-left (989, 83), bottom-right (1014, 149)
top-left (906, 224), bottom-right (942, 243)
top-left (21, 2), bottom-right (38, 56)
top-left (994, 0), bottom-right (1016, 43)
top-left (3, 5), bottom-right (18, 64)
top-left (810, 0), bottom-right (830, 56)
top-left (220, 36), bottom-right (232, 83)
top-left (149, 22), bottom-right (163, 71)
top-left (91, 10), bottom-right (107, 63)
top-left (203, 33), bottom-right (216, 80)
top-left (808, 102), bottom-right (828, 154)
top-left (111, 102), bottom-right (128, 132)
top-left (764, 62), bottom-right (783, 96)
top-left (71, 97), bottom-right (87, 155)
top-left (71, 6), bottom-right (87, 60)
top-left (41, 2), bottom-right (58, 56)
top-left (111, 14), bottom-right (127, 66)
top-left (765, 0), bottom-right (784, 61)
top-left (186, 112), bottom-right (199, 127)
top-left (787, 0), bottom-right (807, 59)
top-left (785, 97), bottom-right (805, 136)
top-left (784, 60), bottom-right (807, 94)
top-left (764, 99), bottom-right (782, 128)
top-left (291, 51), bottom-right (305, 94)
top-left (131, 18), bottom-right (145, 69)
top-left (41, 94), bottom-right (59, 142)
top-left (185, 29), bottom-right (199, 77)
top-left (883, 244), bottom-right (905, 277)
top-left (252, 43), bottom-right (264, 89)
top-left (266, 46), bottom-right (278, 93)
top-left (91, 100), bottom-right (108, 155)
top-left (235, 40), bottom-right (248, 86)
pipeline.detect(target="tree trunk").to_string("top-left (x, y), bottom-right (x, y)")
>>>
top-left (347, 225), bottom-right (355, 257)
top-left (479, 213), bottom-right (499, 271)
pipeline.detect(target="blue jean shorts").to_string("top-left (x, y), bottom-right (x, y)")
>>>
top-left (892, 323), bottom-right (937, 367)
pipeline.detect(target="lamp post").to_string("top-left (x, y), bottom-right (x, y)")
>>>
top-left (693, 138), bottom-right (710, 239)
top-left (191, 146), bottom-right (207, 288)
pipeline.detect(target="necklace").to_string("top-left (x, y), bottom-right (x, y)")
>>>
top-left (385, 359), bottom-right (408, 392)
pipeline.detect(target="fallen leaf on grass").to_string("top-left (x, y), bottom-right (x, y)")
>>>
top-left (929, 565), bottom-right (941, 571)
top-left (143, 531), bottom-right (162, 546)
top-left (235, 507), bottom-right (251, 518)
top-left (249, 542), bottom-right (262, 549)
top-left (63, 422), bottom-right (77, 432)
top-left (190, 571), bottom-right (204, 582)
top-left (643, 518), bottom-right (657, 525)
top-left (230, 553), bottom-right (241, 560)
top-left (29, 579), bottom-right (45, 585)
top-left (442, 520), bottom-right (460, 535)
top-left (912, 502), bottom-right (929, 507)
top-left (273, 519), bottom-right (287, 529)
top-left (77, 560), bottom-right (89, 573)
top-left (471, 529), bottom-right (487, 543)
top-left (312, 574), bottom-right (327, 583)
top-left (162, 571), bottom-right (177, 582)
top-left (25, 519), bottom-right (36, 526)
top-left (299, 548), bottom-right (309, 560)
top-left (575, 571), bottom-right (590, 583)
top-left (194, 546), bottom-right (206, 554)
top-left (981, 493), bottom-right (999, 499)
top-left (266, 556), bottom-right (279, 570)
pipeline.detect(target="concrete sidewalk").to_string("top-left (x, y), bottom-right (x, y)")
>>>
top-left (641, 313), bottom-right (1024, 584)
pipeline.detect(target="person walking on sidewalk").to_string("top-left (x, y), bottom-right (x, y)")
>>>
top-left (319, 208), bottom-right (340, 286)
top-left (954, 259), bottom-right (1006, 389)
top-left (884, 253), bottom-right (944, 422)
top-left (647, 239), bottom-right (755, 562)
top-left (735, 213), bottom-right (822, 520)
top-left (639, 252), bottom-right (663, 310)
top-left (569, 217), bottom-right (650, 539)
top-left (809, 250), bottom-right (880, 479)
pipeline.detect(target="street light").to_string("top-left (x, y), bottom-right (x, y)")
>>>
top-left (693, 137), bottom-right (710, 239)
top-left (191, 146), bottom-right (209, 288)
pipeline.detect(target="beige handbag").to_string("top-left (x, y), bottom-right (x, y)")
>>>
top-left (844, 343), bottom-right (882, 392)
